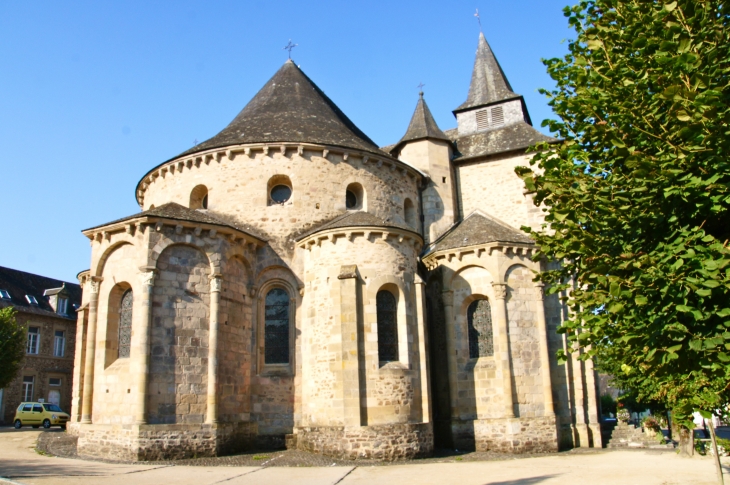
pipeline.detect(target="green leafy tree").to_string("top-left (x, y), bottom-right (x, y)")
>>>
top-left (516, 0), bottom-right (730, 440)
top-left (0, 307), bottom-right (26, 389)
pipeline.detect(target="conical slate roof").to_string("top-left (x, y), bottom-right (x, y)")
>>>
top-left (174, 60), bottom-right (387, 160)
top-left (391, 92), bottom-right (450, 153)
top-left (455, 33), bottom-right (520, 113)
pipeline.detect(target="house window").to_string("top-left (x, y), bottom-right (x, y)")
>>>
top-left (467, 299), bottom-right (494, 358)
top-left (190, 184), bottom-right (209, 210)
top-left (119, 290), bottom-right (133, 358)
top-left (53, 331), bottom-right (66, 357)
top-left (264, 288), bottom-right (290, 364)
top-left (57, 297), bottom-right (68, 315)
top-left (27, 327), bottom-right (40, 354)
top-left (376, 290), bottom-right (398, 362)
top-left (0, 289), bottom-right (10, 299)
top-left (22, 376), bottom-right (34, 402)
top-left (268, 175), bottom-right (293, 205)
top-left (26, 295), bottom-right (39, 305)
top-left (49, 378), bottom-right (61, 386)
top-left (345, 182), bottom-right (364, 210)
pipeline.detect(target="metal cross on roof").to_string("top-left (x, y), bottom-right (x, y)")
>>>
top-left (474, 8), bottom-right (483, 32)
top-left (283, 39), bottom-right (298, 59)
top-left (417, 82), bottom-right (426, 97)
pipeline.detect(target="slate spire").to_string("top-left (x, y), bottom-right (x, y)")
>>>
top-left (455, 32), bottom-right (519, 113)
top-left (393, 92), bottom-right (449, 152)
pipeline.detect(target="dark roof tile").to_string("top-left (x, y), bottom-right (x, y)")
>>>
top-left (449, 121), bottom-right (556, 160)
top-left (172, 60), bottom-right (390, 161)
top-left (0, 266), bottom-right (82, 320)
top-left (425, 211), bottom-right (533, 255)
top-left (295, 211), bottom-right (418, 241)
top-left (455, 33), bottom-right (520, 113)
top-left (83, 202), bottom-right (267, 241)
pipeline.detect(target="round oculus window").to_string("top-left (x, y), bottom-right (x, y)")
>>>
top-left (270, 185), bottom-right (292, 203)
top-left (346, 190), bottom-right (358, 209)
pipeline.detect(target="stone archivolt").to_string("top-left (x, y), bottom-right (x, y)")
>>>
top-left (69, 34), bottom-right (601, 461)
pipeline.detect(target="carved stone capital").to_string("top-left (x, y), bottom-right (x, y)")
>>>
top-left (87, 276), bottom-right (103, 295)
top-left (138, 268), bottom-right (157, 287)
top-left (210, 274), bottom-right (222, 293)
top-left (441, 289), bottom-right (454, 308)
top-left (535, 282), bottom-right (545, 301)
top-left (492, 283), bottom-right (507, 300)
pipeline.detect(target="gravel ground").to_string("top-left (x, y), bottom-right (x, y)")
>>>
top-left (36, 430), bottom-right (621, 468)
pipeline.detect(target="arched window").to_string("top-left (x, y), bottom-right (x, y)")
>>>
top-left (404, 198), bottom-right (417, 228)
top-left (268, 175), bottom-right (292, 205)
top-left (190, 185), bottom-right (208, 209)
top-left (376, 290), bottom-right (398, 362)
top-left (467, 299), bottom-right (494, 358)
top-left (264, 288), bottom-right (290, 364)
top-left (119, 290), bottom-right (133, 358)
top-left (345, 182), bottom-right (364, 210)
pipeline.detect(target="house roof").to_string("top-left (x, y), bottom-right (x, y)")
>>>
top-left (455, 32), bottom-right (521, 114)
top-left (171, 60), bottom-right (390, 161)
top-left (83, 202), bottom-right (267, 241)
top-left (0, 266), bottom-right (82, 320)
top-left (391, 93), bottom-right (450, 154)
top-left (424, 210), bottom-right (533, 256)
top-left (447, 121), bottom-right (556, 161)
top-left (295, 211), bottom-right (419, 242)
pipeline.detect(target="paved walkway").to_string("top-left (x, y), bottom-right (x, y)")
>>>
top-left (0, 428), bottom-right (726, 485)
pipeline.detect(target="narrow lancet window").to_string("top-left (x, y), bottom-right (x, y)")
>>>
top-left (467, 299), bottom-right (494, 358)
top-left (376, 290), bottom-right (398, 362)
top-left (265, 288), bottom-right (290, 364)
top-left (119, 290), bottom-right (133, 358)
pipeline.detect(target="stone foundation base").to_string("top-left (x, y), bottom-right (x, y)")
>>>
top-left (68, 421), bottom-right (257, 461)
top-left (452, 415), bottom-right (558, 453)
top-left (293, 423), bottom-right (433, 460)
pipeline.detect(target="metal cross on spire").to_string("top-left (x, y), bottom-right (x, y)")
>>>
top-left (474, 8), bottom-right (483, 32)
top-left (417, 82), bottom-right (426, 97)
top-left (283, 39), bottom-right (298, 59)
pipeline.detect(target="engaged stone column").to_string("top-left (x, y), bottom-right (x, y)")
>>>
top-left (71, 305), bottom-right (88, 422)
top-left (206, 274), bottom-right (222, 424)
top-left (338, 265), bottom-right (361, 427)
top-left (442, 290), bottom-right (459, 419)
top-left (492, 283), bottom-right (515, 419)
top-left (535, 283), bottom-right (555, 417)
top-left (135, 267), bottom-right (156, 424)
top-left (81, 277), bottom-right (102, 424)
top-left (414, 275), bottom-right (431, 423)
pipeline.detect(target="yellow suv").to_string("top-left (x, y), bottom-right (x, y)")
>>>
top-left (13, 402), bottom-right (69, 430)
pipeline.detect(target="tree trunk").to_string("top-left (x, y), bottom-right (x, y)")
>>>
top-left (678, 425), bottom-right (694, 457)
top-left (666, 411), bottom-right (672, 441)
top-left (707, 419), bottom-right (725, 485)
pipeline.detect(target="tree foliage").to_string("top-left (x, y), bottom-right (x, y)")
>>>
top-left (517, 0), bottom-right (730, 425)
top-left (0, 307), bottom-right (26, 390)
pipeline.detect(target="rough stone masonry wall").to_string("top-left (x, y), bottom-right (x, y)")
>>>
top-left (148, 244), bottom-right (210, 425)
top-left (473, 415), bottom-right (558, 453)
top-left (300, 233), bottom-right (422, 428)
top-left (449, 265), bottom-right (504, 421)
top-left (93, 242), bottom-right (141, 425)
top-left (456, 152), bottom-right (544, 233)
top-left (140, 148), bottom-right (420, 257)
top-left (506, 264), bottom-right (545, 418)
top-left (217, 256), bottom-right (252, 424)
top-left (295, 423), bottom-right (433, 460)
top-left (74, 422), bottom-right (257, 461)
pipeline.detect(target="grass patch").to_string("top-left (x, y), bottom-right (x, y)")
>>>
top-left (252, 455), bottom-right (270, 461)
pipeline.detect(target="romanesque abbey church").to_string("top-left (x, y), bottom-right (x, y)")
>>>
top-left (68, 32), bottom-right (602, 461)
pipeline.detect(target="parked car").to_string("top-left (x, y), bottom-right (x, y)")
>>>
top-left (13, 402), bottom-right (69, 429)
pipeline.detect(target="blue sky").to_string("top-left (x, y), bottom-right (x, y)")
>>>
top-left (0, 0), bottom-right (574, 282)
